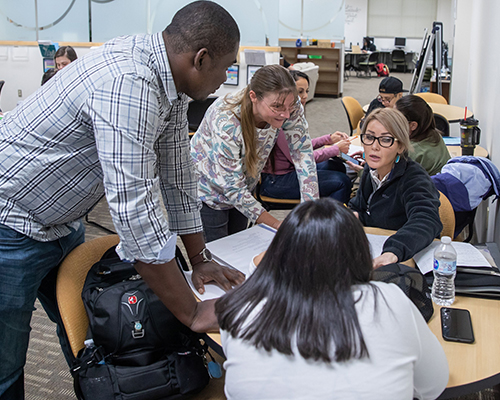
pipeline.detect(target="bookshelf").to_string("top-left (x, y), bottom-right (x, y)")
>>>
top-left (280, 46), bottom-right (342, 97)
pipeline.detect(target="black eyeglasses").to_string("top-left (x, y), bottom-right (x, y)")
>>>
top-left (377, 94), bottom-right (396, 104)
top-left (360, 134), bottom-right (397, 148)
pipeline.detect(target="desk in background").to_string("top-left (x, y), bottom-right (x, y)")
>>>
top-left (345, 50), bottom-right (416, 75)
top-left (349, 135), bottom-right (487, 158)
top-left (429, 102), bottom-right (473, 123)
top-left (361, 102), bottom-right (472, 124)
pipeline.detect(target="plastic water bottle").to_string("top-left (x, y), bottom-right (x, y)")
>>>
top-left (431, 236), bottom-right (457, 306)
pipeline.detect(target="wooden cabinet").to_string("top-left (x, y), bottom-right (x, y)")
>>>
top-left (280, 46), bottom-right (342, 97)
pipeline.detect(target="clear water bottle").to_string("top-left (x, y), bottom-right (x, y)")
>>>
top-left (431, 236), bottom-right (457, 306)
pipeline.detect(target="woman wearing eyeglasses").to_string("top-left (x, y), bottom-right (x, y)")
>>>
top-left (260, 70), bottom-right (352, 204)
top-left (348, 108), bottom-right (442, 269)
top-left (191, 65), bottom-right (319, 242)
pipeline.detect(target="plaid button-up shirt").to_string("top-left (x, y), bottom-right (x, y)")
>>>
top-left (0, 33), bottom-right (202, 263)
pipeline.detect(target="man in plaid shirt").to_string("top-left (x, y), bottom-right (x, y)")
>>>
top-left (0, 2), bottom-right (244, 397)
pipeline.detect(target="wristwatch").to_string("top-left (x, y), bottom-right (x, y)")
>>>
top-left (190, 247), bottom-right (213, 266)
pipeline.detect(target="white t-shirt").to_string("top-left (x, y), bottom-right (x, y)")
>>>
top-left (221, 281), bottom-right (448, 400)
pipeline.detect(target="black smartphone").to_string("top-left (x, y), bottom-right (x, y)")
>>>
top-left (440, 307), bottom-right (475, 344)
top-left (340, 152), bottom-right (360, 165)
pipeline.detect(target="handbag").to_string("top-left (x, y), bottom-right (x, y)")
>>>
top-left (372, 263), bottom-right (434, 322)
top-left (71, 245), bottom-right (210, 400)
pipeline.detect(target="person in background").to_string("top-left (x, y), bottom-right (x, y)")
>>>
top-left (191, 65), bottom-right (319, 242)
top-left (364, 76), bottom-right (406, 119)
top-left (41, 68), bottom-right (57, 85)
top-left (216, 198), bottom-right (449, 400)
top-left (54, 45), bottom-right (78, 70)
top-left (260, 70), bottom-right (352, 204)
top-left (395, 95), bottom-right (450, 176)
top-left (0, 2), bottom-right (244, 397)
top-left (348, 108), bottom-right (442, 269)
top-left (361, 37), bottom-right (376, 53)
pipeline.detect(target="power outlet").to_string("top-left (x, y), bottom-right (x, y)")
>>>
top-left (17, 89), bottom-right (22, 98)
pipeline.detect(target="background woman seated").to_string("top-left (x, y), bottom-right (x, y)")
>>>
top-left (216, 198), bottom-right (448, 400)
top-left (348, 108), bottom-right (442, 269)
top-left (260, 70), bottom-right (352, 204)
top-left (191, 65), bottom-right (319, 242)
top-left (395, 95), bottom-right (450, 176)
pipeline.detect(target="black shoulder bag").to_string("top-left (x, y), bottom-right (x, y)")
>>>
top-left (71, 246), bottom-right (210, 400)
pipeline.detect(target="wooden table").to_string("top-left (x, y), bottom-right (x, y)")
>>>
top-left (350, 135), bottom-right (488, 158)
top-left (361, 102), bottom-right (473, 124)
top-left (428, 102), bottom-right (473, 123)
top-left (205, 226), bottom-right (500, 398)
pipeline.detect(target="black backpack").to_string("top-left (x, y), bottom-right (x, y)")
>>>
top-left (71, 246), bottom-right (210, 400)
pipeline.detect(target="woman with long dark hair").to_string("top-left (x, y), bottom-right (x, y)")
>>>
top-left (191, 65), bottom-right (319, 242)
top-left (216, 198), bottom-right (448, 400)
top-left (395, 95), bottom-right (450, 176)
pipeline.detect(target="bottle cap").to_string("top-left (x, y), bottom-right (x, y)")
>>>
top-left (441, 236), bottom-right (452, 244)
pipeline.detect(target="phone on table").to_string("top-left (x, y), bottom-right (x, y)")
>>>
top-left (340, 152), bottom-right (360, 165)
top-left (440, 307), bottom-right (475, 344)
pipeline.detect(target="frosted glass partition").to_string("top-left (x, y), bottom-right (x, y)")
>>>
top-left (148, 0), bottom-right (279, 47)
top-left (91, 0), bottom-right (148, 42)
top-left (279, 0), bottom-right (345, 40)
top-left (0, 0), bottom-right (88, 42)
top-left (0, 0), bottom-right (280, 46)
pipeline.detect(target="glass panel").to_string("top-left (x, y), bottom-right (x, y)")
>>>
top-left (37, 0), bottom-right (88, 42)
top-left (0, 0), bottom-right (37, 41)
top-left (91, 0), bottom-right (148, 43)
top-left (149, 0), bottom-right (279, 47)
top-left (279, 0), bottom-right (345, 40)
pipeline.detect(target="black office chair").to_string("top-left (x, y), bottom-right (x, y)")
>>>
top-left (391, 49), bottom-right (406, 73)
top-left (187, 97), bottom-right (218, 133)
top-left (357, 52), bottom-right (379, 78)
top-left (434, 113), bottom-right (450, 137)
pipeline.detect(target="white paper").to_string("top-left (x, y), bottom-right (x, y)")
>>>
top-left (206, 224), bottom-right (276, 271)
top-left (414, 241), bottom-right (491, 275)
top-left (366, 233), bottom-right (388, 258)
top-left (348, 145), bottom-right (364, 155)
top-left (184, 224), bottom-right (276, 300)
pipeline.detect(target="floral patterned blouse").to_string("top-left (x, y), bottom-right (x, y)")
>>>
top-left (190, 90), bottom-right (319, 222)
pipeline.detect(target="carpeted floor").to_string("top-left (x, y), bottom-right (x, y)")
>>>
top-left (25, 72), bottom-right (500, 400)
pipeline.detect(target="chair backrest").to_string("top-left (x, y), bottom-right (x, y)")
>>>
top-left (434, 113), bottom-right (450, 136)
top-left (341, 96), bottom-right (365, 135)
top-left (414, 92), bottom-right (448, 104)
top-left (187, 97), bottom-right (218, 133)
top-left (438, 191), bottom-right (455, 239)
top-left (0, 80), bottom-right (4, 95)
top-left (391, 49), bottom-right (405, 62)
top-left (368, 51), bottom-right (379, 64)
top-left (56, 235), bottom-right (120, 357)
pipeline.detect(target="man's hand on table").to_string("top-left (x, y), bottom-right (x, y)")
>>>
top-left (372, 252), bottom-right (398, 269)
top-left (191, 261), bottom-right (245, 294)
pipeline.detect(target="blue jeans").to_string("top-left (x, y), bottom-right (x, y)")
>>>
top-left (260, 159), bottom-right (352, 204)
top-left (200, 204), bottom-right (248, 242)
top-left (0, 221), bottom-right (85, 399)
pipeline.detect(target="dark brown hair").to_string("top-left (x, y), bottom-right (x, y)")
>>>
top-left (395, 95), bottom-right (442, 143)
top-left (216, 198), bottom-right (375, 363)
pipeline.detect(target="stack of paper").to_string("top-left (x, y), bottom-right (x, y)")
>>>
top-left (183, 224), bottom-right (276, 300)
top-left (414, 241), bottom-right (490, 274)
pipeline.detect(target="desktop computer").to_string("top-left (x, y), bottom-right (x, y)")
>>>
top-left (395, 37), bottom-right (406, 49)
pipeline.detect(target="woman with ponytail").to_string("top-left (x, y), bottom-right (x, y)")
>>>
top-left (191, 65), bottom-right (319, 242)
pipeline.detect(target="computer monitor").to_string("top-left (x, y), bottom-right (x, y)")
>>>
top-left (395, 37), bottom-right (406, 48)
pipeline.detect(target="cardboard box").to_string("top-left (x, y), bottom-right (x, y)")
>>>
top-left (318, 40), bottom-right (331, 48)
